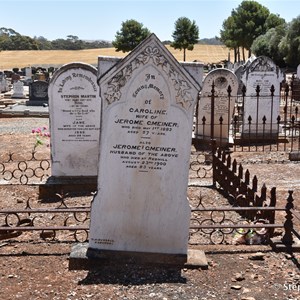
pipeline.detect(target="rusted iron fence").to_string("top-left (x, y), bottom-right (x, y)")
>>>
top-left (0, 193), bottom-right (90, 242)
top-left (198, 145), bottom-right (298, 247)
top-left (0, 146), bottom-right (299, 250)
top-left (0, 151), bottom-right (50, 185)
top-left (194, 76), bottom-right (300, 152)
top-left (1, 106), bottom-right (300, 248)
top-left (212, 146), bottom-right (276, 224)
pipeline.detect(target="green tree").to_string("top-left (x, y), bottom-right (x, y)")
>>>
top-left (112, 19), bottom-right (151, 52)
top-left (0, 27), bottom-right (19, 37)
top-left (265, 13), bottom-right (286, 31)
top-left (279, 16), bottom-right (300, 68)
top-left (0, 27), bottom-right (19, 50)
top-left (13, 35), bottom-right (39, 50)
top-left (251, 23), bottom-right (286, 67)
top-left (34, 36), bottom-right (53, 50)
top-left (171, 17), bottom-right (199, 61)
top-left (221, 1), bottom-right (270, 61)
top-left (220, 15), bottom-right (241, 63)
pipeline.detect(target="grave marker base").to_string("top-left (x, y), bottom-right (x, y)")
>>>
top-left (26, 100), bottom-right (48, 106)
top-left (39, 176), bottom-right (97, 198)
top-left (69, 243), bottom-right (208, 270)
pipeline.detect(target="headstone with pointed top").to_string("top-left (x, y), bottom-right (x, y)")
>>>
top-left (88, 34), bottom-right (200, 262)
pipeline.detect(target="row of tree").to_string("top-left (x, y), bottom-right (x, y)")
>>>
top-left (0, 28), bottom-right (112, 50)
top-left (219, 1), bottom-right (300, 68)
top-left (112, 17), bottom-right (199, 62)
top-left (0, 1), bottom-right (299, 68)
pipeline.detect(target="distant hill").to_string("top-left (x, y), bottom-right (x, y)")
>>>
top-left (198, 38), bottom-right (223, 45)
top-left (162, 37), bottom-right (223, 46)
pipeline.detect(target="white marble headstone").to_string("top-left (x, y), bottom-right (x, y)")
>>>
top-left (195, 69), bottom-right (238, 144)
top-left (48, 62), bottom-right (100, 177)
top-left (241, 56), bottom-right (284, 136)
top-left (89, 34), bottom-right (200, 256)
top-left (0, 75), bottom-right (9, 93)
top-left (25, 67), bottom-right (32, 79)
top-left (297, 64), bottom-right (300, 79)
top-left (12, 80), bottom-right (25, 98)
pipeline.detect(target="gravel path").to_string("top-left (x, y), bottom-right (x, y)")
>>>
top-left (0, 117), bottom-right (49, 134)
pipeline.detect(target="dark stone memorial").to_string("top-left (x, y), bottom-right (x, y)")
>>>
top-left (27, 80), bottom-right (49, 106)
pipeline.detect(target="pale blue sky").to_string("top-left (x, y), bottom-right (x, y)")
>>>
top-left (0, 0), bottom-right (299, 42)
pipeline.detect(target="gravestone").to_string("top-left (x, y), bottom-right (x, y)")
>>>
top-left (98, 56), bottom-right (204, 87)
top-left (89, 34), bottom-right (200, 260)
top-left (234, 64), bottom-right (246, 94)
top-left (181, 61), bottom-right (204, 87)
top-left (241, 56), bottom-right (284, 138)
top-left (0, 73), bottom-right (9, 93)
top-left (48, 62), bottom-right (100, 177)
top-left (297, 64), bottom-right (300, 79)
top-left (11, 73), bottom-right (20, 84)
top-left (292, 73), bottom-right (300, 101)
top-left (25, 67), bottom-right (32, 79)
top-left (11, 80), bottom-right (25, 98)
top-left (195, 69), bottom-right (238, 145)
top-left (27, 80), bottom-right (49, 106)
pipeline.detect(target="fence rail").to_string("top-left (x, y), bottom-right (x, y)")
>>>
top-left (208, 146), bottom-right (299, 248)
top-left (0, 146), bottom-right (299, 249)
top-left (0, 194), bottom-right (90, 242)
top-left (0, 151), bottom-right (50, 184)
top-left (194, 76), bottom-right (300, 152)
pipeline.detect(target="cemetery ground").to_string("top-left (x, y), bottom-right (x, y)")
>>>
top-left (1, 118), bottom-right (300, 300)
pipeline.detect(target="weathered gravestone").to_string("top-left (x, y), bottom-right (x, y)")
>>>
top-left (27, 80), bottom-right (49, 106)
top-left (195, 68), bottom-right (238, 145)
top-left (11, 80), bottom-right (25, 98)
top-left (234, 64), bottom-right (245, 94)
top-left (88, 34), bottom-right (200, 261)
top-left (25, 67), bottom-right (32, 80)
top-left (241, 56), bottom-right (284, 138)
top-left (297, 64), bottom-right (300, 79)
top-left (48, 62), bottom-right (100, 177)
top-left (0, 73), bottom-right (9, 93)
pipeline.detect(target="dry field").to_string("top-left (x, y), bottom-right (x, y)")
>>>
top-left (0, 44), bottom-right (233, 69)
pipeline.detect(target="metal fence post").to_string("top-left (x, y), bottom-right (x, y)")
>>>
top-left (282, 190), bottom-right (294, 246)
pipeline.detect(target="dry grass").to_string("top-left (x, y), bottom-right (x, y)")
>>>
top-left (0, 44), bottom-right (233, 69)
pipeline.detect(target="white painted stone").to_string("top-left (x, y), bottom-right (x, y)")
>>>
top-left (89, 34), bottom-right (200, 255)
top-left (241, 56), bottom-right (284, 136)
top-left (195, 69), bottom-right (238, 144)
top-left (11, 80), bottom-right (25, 98)
top-left (297, 64), bottom-right (300, 79)
top-left (48, 62), bottom-right (100, 177)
